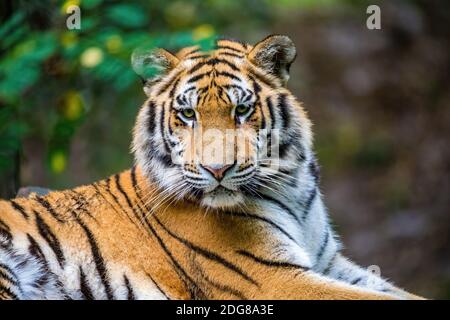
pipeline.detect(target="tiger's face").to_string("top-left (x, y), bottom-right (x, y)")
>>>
top-left (132, 35), bottom-right (312, 209)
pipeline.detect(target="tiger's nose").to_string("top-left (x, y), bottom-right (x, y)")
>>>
top-left (202, 164), bottom-right (234, 181)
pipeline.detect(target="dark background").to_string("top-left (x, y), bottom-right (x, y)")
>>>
top-left (0, 0), bottom-right (449, 298)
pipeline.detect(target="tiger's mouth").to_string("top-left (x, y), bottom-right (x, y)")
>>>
top-left (200, 186), bottom-right (245, 208)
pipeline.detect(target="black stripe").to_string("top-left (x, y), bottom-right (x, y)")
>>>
top-left (248, 69), bottom-right (276, 88)
top-left (35, 196), bottom-right (64, 223)
top-left (26, 233), bottom-right (52, 289)
top-left (168, 78), bottom-right (180, 98)
top-left (9, 200), bottom-right (29, 219)
top-left (188, 58), bottom-right (239, 75)
top-left (316, 230), bottom-right (330, 262)
top-left (221, 210), bottom-right (297, 243)
top-left (248, 75), bottom-right (262, 95)
top-left (130, 166), bottom-right (138, 189)
top-left (351, 277), bottom-right (363, 285)
top-left (259, 102), bottom-right (267, 130)
top-left (195, 264), bottom-right (247, 300)
top-left (188, 53), bottom-right (210, 60)
top-left (130, 178), bottom-right (203, 299)
top-left (259, 193), bottom-right (301, 225)
top-left (103, 178), bottom-right (122, 209)
top-left (123, 275), bottom-right (135, 300)
top-left (0, 269), bottom-right (18, 287)
top-left (69, 190), bottom-right (95, 219)
top-left (0, 263), bottom-right (16, 279)
top-left (27, 233), bottom-right (49, 267)
top-left (301, 188), bottom-right (317, 221)
top-left (143, 218), bottom-right (202, 299)
top-left (216, 45), bottom-right (244, 53)
top-left (114, 173), bottom-right (140, 222)
top-left (34, 211), bottom-right (65, 267)
top-left (156, 70), bottom-right (183, 96)
top-left (309, 158), bottom-right (320, 184)
top-left (146, 272), bottom-right (171, 300)
top-left (147, 101), bottom-right (156, 135)
top-left (0, 218), bottom-right (12, 247)
top-left (322, 252), bottom-right (337, 275)
top-left (217, 51), bottom-right (244, 59)
top-left (27, 234), bottom-right (50, 288)
top-left (0, 284), bottom-right (19, 299)
top-left (237, 250), bottom-right (308, 270)
top-left (278, 94), bottom-right (290, 130)
top-left (153, 216), bottom-right (259, 287)
top-left (265, 96), bottom-right (276, 129)
top-left (216, 71), bottom-right (241, 82)
top-left (278, 141), bottom-right (291, 158)
top-left (160, 104), bottom-right (172, 154)
top-left (76, 218), bottom-right (114, 300)
top-left (187, 71), bottom-right (211, 83)
top-left (79, 267), bottom-right (95, 300)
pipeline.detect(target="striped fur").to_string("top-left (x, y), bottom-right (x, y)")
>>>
top-left (0, 36), bottom-right (421, 299)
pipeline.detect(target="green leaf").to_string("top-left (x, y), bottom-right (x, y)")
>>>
top-left (106, 4), bottom-right (148, 28)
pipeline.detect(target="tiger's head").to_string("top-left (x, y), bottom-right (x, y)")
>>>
top-left (132, 35), bottom-right (313, 209)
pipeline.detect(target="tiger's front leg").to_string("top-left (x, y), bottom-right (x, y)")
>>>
top-left (319, 253), bottom-right (424, 300)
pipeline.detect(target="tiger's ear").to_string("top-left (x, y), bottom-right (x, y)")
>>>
top-left (248, 35), bottom-right (297, 86)
top-left (131, 47), bottom-right (179, 96)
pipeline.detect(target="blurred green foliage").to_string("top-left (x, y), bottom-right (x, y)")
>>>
top-left (0, 0), bottom-right (279, 183)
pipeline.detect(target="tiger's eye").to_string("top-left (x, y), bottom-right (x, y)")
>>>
top-left (235, 104), bottom-right (250, 115)
top-left (182, 109), bottom-right (195, 119)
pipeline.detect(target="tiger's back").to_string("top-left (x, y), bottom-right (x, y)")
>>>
top-left (0, 168), bottom-right (397, 300)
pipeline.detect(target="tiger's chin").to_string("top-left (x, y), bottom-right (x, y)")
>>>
top-left (200, 187), bottom-right (245, 209)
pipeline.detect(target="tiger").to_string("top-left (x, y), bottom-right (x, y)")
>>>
top-left (0, 35), bottom-right (422, 300)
